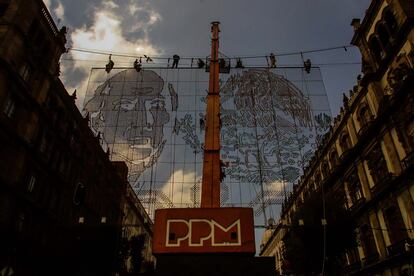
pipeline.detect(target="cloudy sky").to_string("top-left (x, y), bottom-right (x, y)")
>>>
top-left (44, 0), bottom-right (371, 116)
top-left (43, 0), bottom-right (372, 251)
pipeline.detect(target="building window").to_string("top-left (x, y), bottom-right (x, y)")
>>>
top-left (19, 63), bottom-right (33, 82)
top-left (340, 133), bottom-right (352, 153)
top-left (377, 23), bottom-right (391, 52)
top-left (345, 170), bottom-right (363, 206)
top-left (28, 175), bottom-right (36, 192)
top-left (369, 36), bottom-right (383, 61)
top-left (365, 144), bottom-right (389, 186)
top-left (330, 150), bottom-right (339, 168)
top-left (17, 212), bottom-right (25, 232)
top-left (314, 172), bottom-right (322, 185)
top-left (73, 182), bottom-right (85, 206)
top-left (346, 247), bottom-right (360, 265)
top-left (321, 161), bottom-right (330, 179)
top-left (358, 105), bottom-right (372, 128)
top-left (383, 205), bottom-right (408, 244)
top-left (383, 8), bottom-right (398, 34)
top-left (407, 120), bottom-right (414, 146)
top-left (360, 224), bottom-right (378, 259)
top-left (2, 95), bottom-right (16, 118)
top-left (394, 119), bottom-right (414, 158)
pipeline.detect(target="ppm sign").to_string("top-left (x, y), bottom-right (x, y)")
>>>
top-left (153, 208), bottom-right (255, 254)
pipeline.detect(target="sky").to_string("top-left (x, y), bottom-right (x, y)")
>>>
top-left (44, 0), bottom-right (372, 117)
top-left (44, 0), bottom-right (373, 251)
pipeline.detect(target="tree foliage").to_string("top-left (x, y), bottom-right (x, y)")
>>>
top-left (282, 189), bottom-right (357, 275)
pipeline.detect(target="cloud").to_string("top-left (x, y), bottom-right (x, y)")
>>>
top-left (60, 4), bottom-right (161, 108)
top-left (161, 170), bottom-right (200, 206)
top-left (43, 0), bottom-right (51, 9)
top-left (54, 1), bottom-right (65, 19)
top-left (128, 3), bottom-right (141, 15)
top-left (102, 0), bottom-right (118, 9)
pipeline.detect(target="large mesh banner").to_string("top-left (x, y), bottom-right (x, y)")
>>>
top-left (83, 67), bottom-right (331, 224)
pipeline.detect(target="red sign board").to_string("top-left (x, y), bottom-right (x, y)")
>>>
top-left (153, 208), bottom-right (255, 254)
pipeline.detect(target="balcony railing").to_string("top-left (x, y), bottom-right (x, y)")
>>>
top-left (403, 152), bottom-right (414, 170)
top-left (362, 252), bottom-right (379, 266)
top-left (387, 239), bottom-right (411, 257)
top-left (370, 173), bottom-right (394, 197)
top-left (344, 261), bottom-right (361, 273)
top-left (350, 197), bottom-right (365, 213)
top-left (357, 115), bottom-right (375, 138)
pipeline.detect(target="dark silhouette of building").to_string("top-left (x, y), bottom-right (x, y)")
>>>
top-left (260, 1), bottom-right (414, 275)
top-left (120, 184), bottom-right (155, 273)
top-left (0, 0), bottom-right (133, 274)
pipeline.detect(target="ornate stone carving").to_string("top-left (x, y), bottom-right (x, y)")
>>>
top-left (387, 53), bottom-right (413, 92)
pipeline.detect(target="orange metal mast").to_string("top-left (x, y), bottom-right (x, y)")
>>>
top-left (153, 22), bottom-right (255, 256)
top-left (201, 22), bottom-right (221, 208)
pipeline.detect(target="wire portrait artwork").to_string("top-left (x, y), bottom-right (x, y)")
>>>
top-left (84, 69), bottom-right (170, 183)
top-left (219, 69), bottom-right (314, 215)
top-left (84, 67), bottom-right (331, 220)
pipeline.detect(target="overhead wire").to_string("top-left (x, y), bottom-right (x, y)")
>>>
top-left (64, 44), bottom-right (357, 62)
top-left (60, 58), bottom-right (361, 68)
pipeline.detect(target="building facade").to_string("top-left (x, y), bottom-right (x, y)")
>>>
top-left (260, 0), bottom-right (414, 275)
top-left (121, 184), bottom-right (155, 273)
top-left (0, 0), bottom-right (136, 274)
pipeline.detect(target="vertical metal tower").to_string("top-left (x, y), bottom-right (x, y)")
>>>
top-left (153, 22), bottom-right (255, 256)
top-left (201, 22), bottom-right (221, 208)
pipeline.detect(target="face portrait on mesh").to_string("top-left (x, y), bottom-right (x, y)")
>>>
top-left (220, 69), bottom-right (313, 211)
top-left (84, 69), bottom-right (170, 183)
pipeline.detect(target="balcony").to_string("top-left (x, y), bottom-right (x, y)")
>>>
top-left (362, 252), bottom-right (379, 266)
top-left (340, 148), bottom-right (352, 161)
top-left (387, 239), bottom-right (411, 257)
top-left (344, 261), bottom-right (361, 273)
top-left (370, 173), bottom-right (394, 198)
top-left (403, 151), bottom-right (414, 170)
top-left (350, 197), bottom-right (366, 214)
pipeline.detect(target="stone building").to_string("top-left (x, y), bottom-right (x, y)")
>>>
top-left (121, 183), bottom-right (155, 273)
top-left (0, 0), bottom-right (136, 274)
top-left (260, 0), bottom-right (414, 275)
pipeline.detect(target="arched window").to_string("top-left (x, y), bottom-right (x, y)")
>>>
top-left (365, 143), bottom-right (389, 186)
top-left (314, 172), bottom-right (322, 184)
top-left (369, 36), bottom-right (382, 61)
top-left (358, 104), bottom-right (372, 127)
top-left (322, 161), bottom-right (330, 178)
top-left (383, 8), bottom-right (398, 33)
top-left (340, 133), bottom-right (352, 152)
top-left (377, 23), bottom-right (391, 50)
top-left (330, 150), bottom-right (339, 168)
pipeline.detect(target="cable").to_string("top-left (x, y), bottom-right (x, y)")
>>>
top-left (60, 57), bottom-right (362, 67)
top-left (64, 44), bottom-right (356, 61)
top-left (234, 45), bottom-right (355, 59)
